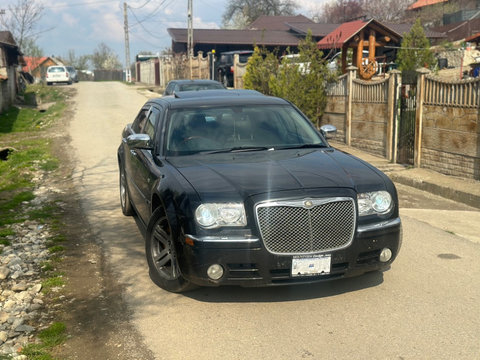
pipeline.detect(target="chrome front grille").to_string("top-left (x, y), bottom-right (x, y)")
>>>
top-left (255, 197), bottom-right (356, 254)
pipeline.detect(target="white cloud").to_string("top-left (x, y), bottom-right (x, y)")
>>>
top-left (91, 13), bottom-right (124, 43)
top-left (194, 17), bottom-right (220, 29)
top-left (62, 13), bottom-right (78, 27)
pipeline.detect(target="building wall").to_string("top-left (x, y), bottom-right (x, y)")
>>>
top-left (0, 66), bottom-right (16, 113)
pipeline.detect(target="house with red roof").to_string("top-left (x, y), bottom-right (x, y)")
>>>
top-left (22, 56), bottom-right (62, 83)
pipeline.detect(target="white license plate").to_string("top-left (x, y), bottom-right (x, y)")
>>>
top-left (291, 255), bottom-right (331, 277)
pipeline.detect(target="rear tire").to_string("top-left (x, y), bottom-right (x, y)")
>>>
top-left (145, 208), bottom-right (196, 293)
top-left (119, 166), bottom-right (134, 216)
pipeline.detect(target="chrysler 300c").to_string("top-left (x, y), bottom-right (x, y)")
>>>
top-left (118, 90), bottom-right (402, 292)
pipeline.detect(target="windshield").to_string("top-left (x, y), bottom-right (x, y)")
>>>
top-left (165, 104), bottom-right (326, 156)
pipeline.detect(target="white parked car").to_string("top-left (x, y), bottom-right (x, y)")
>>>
top-left (46, 66), bottom-right (72, 85)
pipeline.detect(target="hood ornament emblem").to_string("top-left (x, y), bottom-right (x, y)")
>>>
top-left (304, 200), bottom-right (314, 209)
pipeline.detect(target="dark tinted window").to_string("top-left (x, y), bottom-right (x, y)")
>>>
top-left (132, 107), bottom-right (150, 133)
top-left (178, 83), bottom-right (224, 91)
top-left (239, 54), bottom-right (252, 62)
top-left (165, 104), bottom-right (324, 155)
top-left (143, 107), bottom-right (160, 139)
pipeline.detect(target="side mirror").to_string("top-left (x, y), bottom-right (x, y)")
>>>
top-left (320, 124), bottom-right (337, 139)
top-left (126, 133), bottom-right (153, 150)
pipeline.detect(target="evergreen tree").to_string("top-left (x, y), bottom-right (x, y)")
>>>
top-left (270, 32), bottom-right (335, 127)
top-left (243, 46), bottom-right (278, 95)
top-left (396, 18), bottom-right (435, 72)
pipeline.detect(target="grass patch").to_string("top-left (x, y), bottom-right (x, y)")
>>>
top-left (41, 261), bottom-right (54, 272)
top-left (48, 245), bottom-right (64, 254)
top-left (21, 322), bottom-right (67, 359)
top-left (28, 203), bottom-right (59, 221)
top-left (42, 274), bottom-right (65, 293)
top-left (0, 228), bottom-right (14, 238)
top-left (0, 238), bottom-right (10, 246)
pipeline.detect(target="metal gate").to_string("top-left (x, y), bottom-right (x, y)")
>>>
top-left (397, 72), bottom-right (417, 165)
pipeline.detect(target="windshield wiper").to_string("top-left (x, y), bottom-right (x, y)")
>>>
top-left (203, 146), bottom-right (272, 154)
top-left (275, 143), bottom-right (329, 150)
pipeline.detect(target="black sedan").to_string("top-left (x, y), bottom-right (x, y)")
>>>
top-left (118, 90), bottom-right (402, 292)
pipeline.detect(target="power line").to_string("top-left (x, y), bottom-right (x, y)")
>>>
top-left (40, 0), bottom-right (119, 9)
top-left (128, 0), bottom-right (171, 27)
top-left (128, 0), bottom-right (153, 9)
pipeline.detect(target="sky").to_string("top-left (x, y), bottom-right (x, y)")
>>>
top-left (1, 0), bottom-right (324, 67)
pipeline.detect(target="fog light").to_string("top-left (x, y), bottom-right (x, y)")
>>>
top-left (379, 248), bottom-right (392, 262)
top-left (207, 264), bottom-right (224, 280)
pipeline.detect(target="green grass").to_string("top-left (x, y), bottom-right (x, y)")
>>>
top-left (21, 322), bottom-right (67, 359)
top-left (0, 228), bottom-right (14, 238)
top-left (48, 245), bottom-right (64, 254)
top-left (0, 84), bottom-right (66, 230)
top-left (41, 274), bottom-right (65, 293)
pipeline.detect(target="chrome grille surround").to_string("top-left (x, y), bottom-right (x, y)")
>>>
top-left (255, 197), bottom-right (356, 255)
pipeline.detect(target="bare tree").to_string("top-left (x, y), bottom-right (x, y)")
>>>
top-left (363, 0), bottom-right (411, 23)
top-left (66, 49), bottom-right (90, 70)
top-left (222, 0), bottom-right (298, 29)
top-left (0, 0), bottom-right (46, 51)
top-left (91, 43), bottom-right (122, 70)
top-left (319, 0), bottom-right (365, 23)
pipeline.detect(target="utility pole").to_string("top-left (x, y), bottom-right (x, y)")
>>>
top-left (123, 2), bottom-right (131, 82)
top-left (187, 0), bottom-right (193, 58)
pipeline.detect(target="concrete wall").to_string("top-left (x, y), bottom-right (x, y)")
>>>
top-left (351, 102), bottom-right (388, 157)
top-left (421, 105), bottom-right (479, 178)
top-left (323, 96), bottom-right (346, 142)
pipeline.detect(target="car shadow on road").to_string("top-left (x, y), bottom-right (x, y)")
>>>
top-left (184, 270), bottom-right (385, 303)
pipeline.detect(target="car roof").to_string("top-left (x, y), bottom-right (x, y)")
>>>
top-left (151, 90), bottom-right (289, 108)
top-left (167, 79), bottom-right (223, 85)
top-left (220, 50), bottom-right (254, 55)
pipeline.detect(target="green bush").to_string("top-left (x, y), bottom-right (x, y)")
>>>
top-left (244, 32), bottom-right (336, 127)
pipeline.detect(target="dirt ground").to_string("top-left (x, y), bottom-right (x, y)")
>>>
top-left (41, 88), bottom-right (154, 360)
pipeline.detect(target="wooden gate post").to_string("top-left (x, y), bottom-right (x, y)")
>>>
top-left (345, 66), bottom-right (357, 146)
top-left (387, 70), bottom-right (401, 161)
top-left (414, 68), bottom-right (430, 167)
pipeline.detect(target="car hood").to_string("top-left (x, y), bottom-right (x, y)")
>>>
top-left (167, 149), bottom-right (387, 202)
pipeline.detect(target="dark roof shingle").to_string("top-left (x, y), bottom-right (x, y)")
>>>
top-left (167, 28), bottom-right (302, 46)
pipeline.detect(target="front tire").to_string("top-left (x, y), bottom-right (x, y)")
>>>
top-left (145, 208), bottom-right (196, 293)
top-left (119, 166), bottom-right (134, 216)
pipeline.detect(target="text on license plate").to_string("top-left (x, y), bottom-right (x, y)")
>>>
top-left (291, 255), bottom-right (331, 277)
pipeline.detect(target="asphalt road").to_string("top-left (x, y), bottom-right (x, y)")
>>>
top-left (68, 82), bottom-right (480, 359)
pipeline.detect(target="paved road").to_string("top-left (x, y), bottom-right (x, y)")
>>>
top-left (69, 82), bottom-right (480, 359)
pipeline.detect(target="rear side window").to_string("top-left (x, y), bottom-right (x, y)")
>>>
top-left (48, 67), bottom-right (66, 73)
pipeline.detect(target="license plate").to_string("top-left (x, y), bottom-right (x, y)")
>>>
top-left (291, 255), bottom-right (331, 277)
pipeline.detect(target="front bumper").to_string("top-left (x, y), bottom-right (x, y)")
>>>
top-left (178, 217), bottom-right (402, 287)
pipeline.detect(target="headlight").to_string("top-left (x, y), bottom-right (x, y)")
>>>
top-left (358, 191), bottom-right (393, 216)
top-left (195, 203), bottom-right (247, 228)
